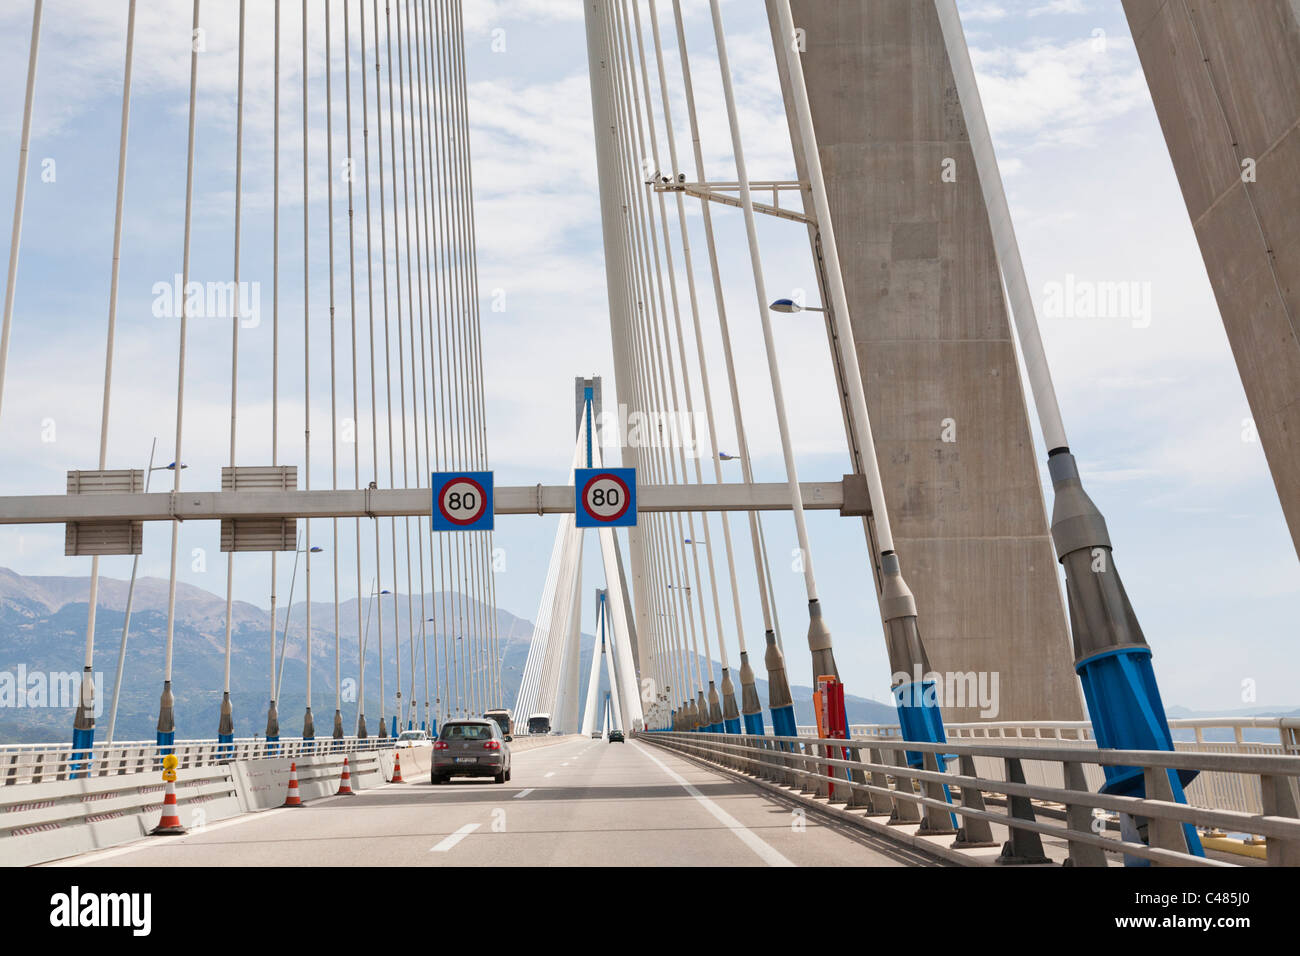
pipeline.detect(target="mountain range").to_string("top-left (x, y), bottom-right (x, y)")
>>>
top-left (0, 567), bottom-right (898, 742)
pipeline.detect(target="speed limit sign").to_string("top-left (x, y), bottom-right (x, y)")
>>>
top-left (431, 471), bottom-right (494, 531)
top-left (574, 467), bottom-right (637, 528)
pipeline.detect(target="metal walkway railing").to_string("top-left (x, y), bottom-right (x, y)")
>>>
top-left (793, 717), bottom-right (1300, 816)
top-left (643, 730), bottom-right (1300, 867)
top-left (0, 737), bottom-right (397, 786)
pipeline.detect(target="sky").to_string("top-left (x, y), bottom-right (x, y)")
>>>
top-left (0, 0), bottom-right (1295, 714)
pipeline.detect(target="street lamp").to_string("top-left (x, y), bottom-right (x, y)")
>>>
top-left (769, 297), bottom-right (825, 314)
top-left (357, 584), bottom-right (392, 738)
top-left (103, 438), bottom-right (182, 750)
top-left (273, 538), bottom-right (326, 706)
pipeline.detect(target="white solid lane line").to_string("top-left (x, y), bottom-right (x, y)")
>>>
top-left (513, 788), bottom-right (535, 799)
top-left (633, 741), bottom-right (795, 868)
top-left (544, 771), bottom-right (555, 778)
top-left (430, 823), bottom-right (481, 852)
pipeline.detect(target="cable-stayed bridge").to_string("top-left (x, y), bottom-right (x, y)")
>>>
top-left (0, 0), bottom-right (1296, 882)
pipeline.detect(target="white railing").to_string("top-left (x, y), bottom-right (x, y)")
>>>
top-left (0, 736), bottom-right (397, 786)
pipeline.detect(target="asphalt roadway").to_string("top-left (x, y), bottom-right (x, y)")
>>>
top-left (54, 736), bottom-right (941, 867)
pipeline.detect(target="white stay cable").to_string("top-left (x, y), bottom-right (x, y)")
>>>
top-left (449, 0), bottom-right (498, 710)
top-left (342, 0), bottom-right (367, 734)
top-left (0, 0), bottom-right (42, 426)
top-left (416, 0), bottom-right (447, 723)
top-left (932, 0), bottom-right (1068, 452)
top-left (408, 0), bottom-right (437, 728)
top-left (79, 0), bottom-right (136, 741)
top-left (609, 0), bottom-right (708, 710)
top-left (383, 0), bottom-right (413, 730)
top-left (300, 0), bottom-right (316, 734)
top-left (428, 0), bottom-right (456, 721)
top-left (394, 0), bottom-right (422, 728)
top-left (612, 4), bottom-right (712, 713)
top-left (373, 0), bottom-right (402, 730)
top-left (669, 0), bottom-right (778, 642)
top-left (269, 0), bottom-right (281, 725)
top-left (361, 0), bottom-right (389, 731)
top-left (603, 5), bottom-right (689, 701)
top-left (772, 0), bottom-right (899, 553)
top-left (221, 0), bottom-right (246, 737)
top-left (627, 0), bottom-right (730, 702)
top-left (325, 0), bottom-right (342, 735)
top-left (160, 0), bottom-right (202, 738)
top-left (645, 0), bottom-right (743, 670)
top-left (708, 0), bottom-right (820, 605)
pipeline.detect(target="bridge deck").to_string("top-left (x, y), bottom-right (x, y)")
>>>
top-left (47, 737), bottom-right (940, 868)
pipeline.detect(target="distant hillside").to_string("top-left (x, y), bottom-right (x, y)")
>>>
top-left (0, 567), bottom-right (895, 742)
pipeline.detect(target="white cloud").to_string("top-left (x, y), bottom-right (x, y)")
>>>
top-left (961, 2), bottom-right (1011, 23)
top-left (968, 34), bottom-right (1146, 146)
top-left (1028, 0), bottom-right (1089, 16)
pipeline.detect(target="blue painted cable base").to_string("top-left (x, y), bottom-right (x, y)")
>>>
top-left (742, 712), bottom-right (765, 736)
top-left (1071, 647), bottom-right (1201, 863)
top-left (156, 730), bottom-right (175, 756)
top-left (1078, 647), bottom-right (1198, 792)
top-left (770, 705), bottom-right (797, 738)
top-left (1077, 646), bottom-right (1204, 858)
top-left (724, 718), bottom-right (742, 734)
top-left (892, 679), bottom-right (952, 769)
top-left (71, 726), bottom-right (94, 778)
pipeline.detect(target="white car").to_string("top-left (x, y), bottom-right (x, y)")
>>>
top-left (393, 730), bottom-right (433, 749)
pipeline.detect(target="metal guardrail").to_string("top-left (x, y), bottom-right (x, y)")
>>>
top-left (643, 730), bottom-right (1300, 867)
top-left (0, 736), bottom-right (397, 786)
top-left (793, 717), bottom-right (1300, 817)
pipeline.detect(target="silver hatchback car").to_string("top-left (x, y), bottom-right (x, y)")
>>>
top-left (432, 719), bottom-right (512, 784)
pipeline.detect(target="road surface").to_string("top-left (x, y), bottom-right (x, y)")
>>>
top-left (55, 736), bottom-right (941, 867)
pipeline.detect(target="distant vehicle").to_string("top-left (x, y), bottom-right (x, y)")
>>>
top-left (590, 731), bottom-right (602, 739)
top-left (608, 729), bottom-right (625, 743)
top-left (527, 713), bottom-right (552, 735)
top-left (483, 708), bottom-right (514, 738)
top-left (432, 719), bottom-right (511, 785)
top-left (394, 730), bottom-right (432, 749)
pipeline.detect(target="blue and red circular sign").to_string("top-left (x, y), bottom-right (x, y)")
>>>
top-left (431, 471), bottom-right (494, 531)
top-left (574, 467), bottom-right (637, 528)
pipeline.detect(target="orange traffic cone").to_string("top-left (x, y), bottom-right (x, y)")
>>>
top-left (151, 777), bottom-right (188, 835)
top-left (335, 757), bottom-right (356, 796)
top-left (391, 750), bottom-right (405, 784)
top-left (283, 761), bottom-right (305, 807)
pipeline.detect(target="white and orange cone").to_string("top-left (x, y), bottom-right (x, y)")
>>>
top-left (335, 757), bottom-right (356, 796)
top-left (391, 750), bottom-right (405, 784)
top-left (151, 777), bottom-right (187, 835)
top-left (283, 761), bottom-right (305, 807)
